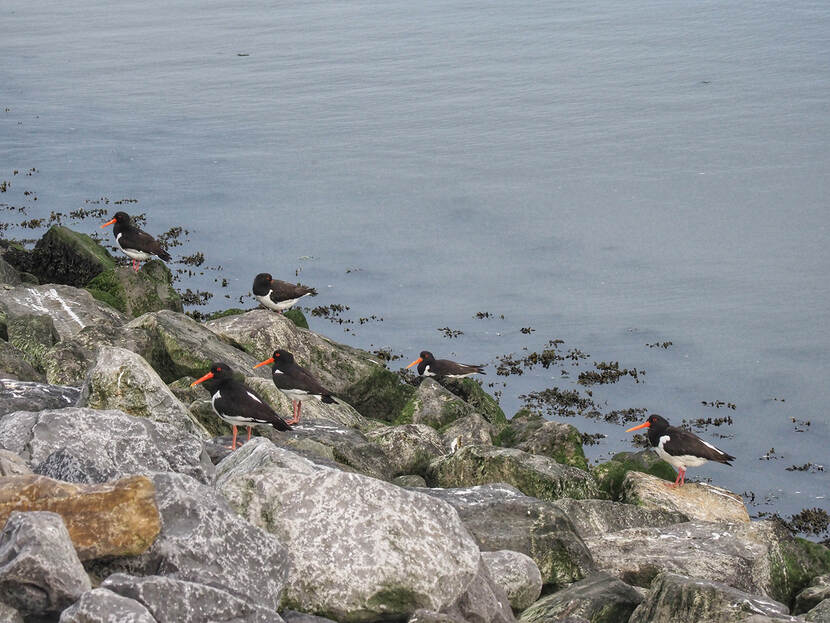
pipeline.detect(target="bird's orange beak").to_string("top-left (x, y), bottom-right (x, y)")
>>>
top-left (405, 357), bottom-right (423, 369)
top-left (626, 421), bottom-right (651, 432)
top-left (254, 357), bottom-right (274, 369)
top-left (101, 218), bottom-right (116, 228)
top-left (191, 371), bottom-right (214, 386)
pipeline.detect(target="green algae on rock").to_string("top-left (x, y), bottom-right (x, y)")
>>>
top-left (28, 226), bottom-right (116, 287)
top-left (591, 450), bottom-right (676, 500)
top-left (494, 409), bottom-right (588, 471)
top-left (86, 260), bottom-right (182, 318)
top-left (438, 377), bottom-right (508, 432)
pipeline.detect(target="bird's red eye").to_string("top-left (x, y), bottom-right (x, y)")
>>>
top-left (216, 367), bottom-right (222, 371)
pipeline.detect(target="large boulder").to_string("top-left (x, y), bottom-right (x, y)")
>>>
top-left (0, 511), bottom-right (91, 618)
top-left (0, 408), bottom-right (213, 484)
top-left (0, 256), bottom-right (21, 286)
top-left (805, 600), bottom-right (830, 622)
top-left (100, 574), bottom-right (284, 623)
top-left (518, 572), bottom-right (643, 623)
top-left (401, 379), bottom-right (476, 429)
top-left (365, 424), bottom-right (446, 477)
top-left (59, 588), bottom-right (156, 623)
top-left (415, 484), bottom-right (594, 588)
top-left (0, 379), bottom-right (80, 415)
top-left (86, 260), bottom-right (182, 317)
top-left (0, 451), bottom-right (30, 477)
top-left (621, 470), bottom-right (750, 523)
top-left (628, 572), bottom-right (795, 623)
top-left (549, 498), bottom-right (686, 539)
top-left (481, 550), bottom-right (543, 611)
top-left (441, 413), bottom-right (495, 449)
top-left (442, 558), bottom-right (515, 623)
top-left (591, 450), bottom-right (676, 499)
top-left (795, 574), bottom-right (830, 615)
top-left (427, 445), bottom-right (602, 501)
top-left (0, 475), bottom-right (160, 560)
top-left (87, 471), bottom-right (290, 613)
top-left (4, 312), bottom-right (59, 371)
top-left (0, 340), bottom-right (44, 382)
top-left (26, 226), bottom-right (116, 287)
top-left (436, 378), bottom-right (508, 432)
top-left (78, 346), bottom-right (207, 436)
top-left (216, 439), bottom-right (482, 622)
top-left (495, 410), bottom-right (588, 471)
top-left (126, 310), bottom-right (271, 383)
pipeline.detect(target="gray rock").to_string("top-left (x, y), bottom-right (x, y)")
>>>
top-left (795, 574), bottom-right (830, 615)
top-left (0, 379), bottom-right (80, 416)
top-left (78, 346), bottom-right (208, 436)
top-left (407, 378), bottom-right (476, 429)
top-left (85, 260), bottom-right (183, 318)
top-left (281, 610), bottom-right (338, 623)
top-left (519, 572), bottom-right (643, 623)
top-left (26, 225), bottom-right (117, 287)
top-left (88, 472), bottom-right (290, 613)
top-left (0, 511), bottom-right (91, 617)
top-left (0, 257), bottom-right (21, 286)
top-left (427, 445), bottom-right (602, 502)
top-left (33, 448), bottom-right (106, 484)
top-left (506, 412), bottom-right (588, 471)
top-left (59, 588), bottom-right (157, 623)
top-left (217, 439), bottom-right (481, 621)
top-left (0, 408), bottom-right (213, 484)
top-left (414, 484), bottom-right (594, 588)
top-left (393, 474), bottom-right (427, 488)
top-left (409, 610), bottom-right (465, 623)
top-left (0, 340), bottom-right (44, 382)
top-left (441, 413), bottom-right (494, 449)
top-left (442, 557), bottom-right (516, 623)
top-left (5, 313), bottom-right (58, 371)
top-left (549, 498), bottom-right (687, 539)
top-left (366, 423), bottom-right (446, 477)
top-left (0, 450), bottom-right (30, 477)
top-left (0, 601), bottom-right (22, 623)
top-left (100, 573), bottom-right (284, 623)
top-left (806, 599), bottom-right (830, 623)
top-left (435, 378), bottom-right (508, 432)
top-left (482, 550), bottom-right (543, 611)
top-left (628, 572), bottom-right (795, 623)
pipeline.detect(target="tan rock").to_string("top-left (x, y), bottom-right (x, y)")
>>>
top-left (621, 471), bottom-right (749, 523)
top-left (0, 474), bottom-right (160, 560)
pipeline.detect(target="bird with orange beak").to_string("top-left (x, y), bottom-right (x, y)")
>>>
top-left (254, 349), bottom-right (335, 424)
top-left (101, 211), bottom-right (171, 272)
top-left (405, 350), bottom-right (485, 378)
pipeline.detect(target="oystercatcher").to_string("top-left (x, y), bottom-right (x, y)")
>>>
top-left (252, 272), bottom-right (316, 313)
top-left (405, 351), bottom-right (485, 378)
top-left (254, 349), bottom-right (335, 423)
top-left (626, 414), bottom-right (735, 487)
top-left (101, 211), bottom-right (171, 272)
top-left (191, 362), bottom-right (292, 450)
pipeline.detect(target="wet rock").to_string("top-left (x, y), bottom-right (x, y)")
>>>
top-left (416, 484), bottom-right (594, 587)
top-left (5, 312), bottom-right (58, 371)
top-left (366, 423), bottom-right (446, 477)
top-left (100, 573), bottom-right (284, 623)
top-left (496, 410), bottom-right (588, 470)
top-left (437, 378), bottom-right (508, 432)
top-left (0, 339), bottom-right (44, 382)
top-left (27, 226), bottom-right (117, 287)
top-left (549, 498), bottom-right (687, 539)
top-left (78, 346), bottom-right (207, 436)
top-left (401, 379), bottom-right (476, 429)
top-left (126, 310), bottom-right (271, 383)
top-left (393, 474), bottom-right (427, 487)
top-left (341, 365), bottom-right (417, 423)
top-left (217, 439), bottom-right (481, 621)
top-left (0, 407), bottom-right (213, 484)
top-left (59, 588), bottom-right (156, 623)
top-left (441, 413), bottom-right (494, 449)
top-left (0, 475), bottom-right (160, 560)
top-left (481, 550), bottom-right (543, 611)
top-left (427, 445), bottom-right (602, 502)
top-left (86, 260), bottom-right (182, 318)
top-left (0, 451), bottom-right (30, 477)
top-left (0, 510), bottom-right (91, 617)
top-left (88, 471), bottom-right (290, 613)
top-left (442, 557), bottom-right (515, 623)
top-left (621, 470), bottom-right (750, 523)
top-left (519, 572), bottom-right (643, 623)
top-left (0, 256), bottom-right (21, 286)
top-left (591, 450), bottom-right (677, 499)
top-left (628, 572), bottom-right (794, 623)
top-left (805, 599), bottom-right (830, 622)
top-left (795, 574), bottom-right (830, 614)
top-left (0, 379), bottom-right (79, 415)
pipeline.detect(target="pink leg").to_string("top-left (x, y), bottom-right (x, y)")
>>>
top-left (246, 426), bottom-right (252, 441)
top-left (679, 468), bottom-right (686, 486)
top-left (666, 470), bottom-right (682, 488)
top-left (228, 425), bottom-right (239, 450)
top-left (285, 400), bottom-right (301, 425)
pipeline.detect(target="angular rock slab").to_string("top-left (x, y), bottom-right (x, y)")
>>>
top-left (805, 599), bottom-right (830, 622)
top-left (621, 470), bottom-right (750, 523)
top-left (0, 340), bottom-right (44, 382)
top-left (85, 260), bottom-right (183, 318)
top-left (0, 407), bottom-right (213, 484)
top-left (101, 573), bottom-right (284, 623)
top-left (518, 572), bottom-right (643, 623)
top-left (796, 574), bottom-right (830, 615)
top-left (503, 411), bottom-right (588, 470)
top-left (427, 445), bottom-right (602, 502)
top-left (482, 550), bottom-right (542, 611)
top-left (628, 572), bottom-right (795, 623)
top-left (217, 439), bottom-right (481, 622)
top-left (0, 451), bottom-right (31, 477)
top-left (88, 472), bottom-right (290, 613)
top-left (79, 346), bottom-right (208, 437)
top-left (0, 284), bottom-right (126, 342)
top-left (409, 484), bottom-right (594, 588)
top-left (549, 498), bottom-right (687, 539)
top-left (0, 601), bottom-right (23, 623)
top-left (0, 511), bottom-right (91, 617)
top-left (0, 379), bottom-right (80, 416)
top-left (441, 413), bottom-right (494, 449)
top-left (366, 423), bottom-right (446, 477)
top-left (0, 475), bottom-right (160, 560)
top-left (404, 379), bottom-right (477, 429)
top-left (59, 588), bottom-right (157, 623)
top-left (442, 558), bottom-right (515, 623)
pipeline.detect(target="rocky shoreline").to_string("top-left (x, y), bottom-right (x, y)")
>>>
top-left (1, 226), bottom-right (829, 623)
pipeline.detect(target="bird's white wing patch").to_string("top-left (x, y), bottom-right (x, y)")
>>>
top-left (273, 369), bottom-right (284, 374)
top-left (246, 392), bottom-right (262, 403)
top-left (701, 440), bottom-right (724, 454)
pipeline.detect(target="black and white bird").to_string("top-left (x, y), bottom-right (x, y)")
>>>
top-left (254, 349), bottom-right (335, 423)
top-left (626, 414), bottom-right (735, 487)
top-left (252, 272), bottom-right (316, 313)
top-left (101, 211), bottom-right (171, 272)
top-left (405, 350), bottom-right (485, 378)
top-left (191, 362), bottom-right (292, 450)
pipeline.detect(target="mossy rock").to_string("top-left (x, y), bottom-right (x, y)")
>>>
top-left (592, 450), bottom-right (677, 500)
top-left (0, 255), bottom-right (21, 285)
top-left (438, 377), bottom-right (508, 432)
top-left (282, 308), bottom-right (308, 329)
top-left (6, 314), bottom-right (59, 372)
top-left (86, 260), bottom-right (182, 318)
top-left (770, 537), bottom-right (830, 608)
top-left (204, 308), bottom-right (247, 321)
top-left (29, 226), bottom-right (116, 287)
top-left (341, 367), bottom-right (416, 423)
top-left (496, 408), bottom-right (588, 471)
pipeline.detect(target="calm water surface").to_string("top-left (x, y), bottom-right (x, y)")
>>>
top-left (3, 1), bottom-right (829, 522)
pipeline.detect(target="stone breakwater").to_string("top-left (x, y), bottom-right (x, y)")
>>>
top-left (0, 228), bottom-right (829, 623)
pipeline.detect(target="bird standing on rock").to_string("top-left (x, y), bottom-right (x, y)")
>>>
top-left (101, 211), bottom-right (171, 272)
top-left (254, 349), bottom-right (335, 424)
top-left (252, 272), bottom-right (316, 313)
top-left (191, 362), bottom-right (292, 450)
top-left (626, 414), bottom-right (735, 487)
top-left (405, 350), bottom-right (485, 378)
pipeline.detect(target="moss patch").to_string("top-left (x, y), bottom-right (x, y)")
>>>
top-left (282, 308), bottom-right (309, 329)
top-left (770, 537), bottom-right (830, 607)
top-left (592, 451), bottom-right (676, 500)
top-left (341, 367), bottom-right (416, 422)
top-left (439, 377), bottom-right (508, 432)
top-left (30, 226), bottom-right (116, 287)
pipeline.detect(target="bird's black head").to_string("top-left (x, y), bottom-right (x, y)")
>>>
top-left (252, 273), bottom-right (273, 295)
top-left (101, 211), bottom-right (131, 230)
top-left (420, 351), bottom-right (435, 362)
top-left (626, 413), bottom-right (670, 435)
top-left (272, 349), bottom-right (295, 365)
top-left (190, 362), bottom-right (234, 390)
